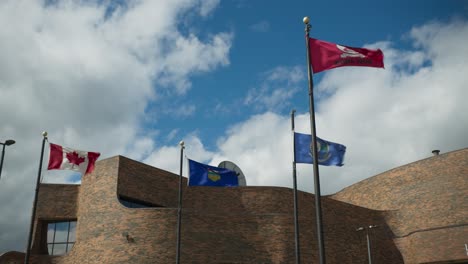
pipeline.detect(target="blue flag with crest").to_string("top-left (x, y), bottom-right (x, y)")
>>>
top-left (294, 132), bottom-right (346, 166)
top-left (188, 159), bottom-right (239, 186)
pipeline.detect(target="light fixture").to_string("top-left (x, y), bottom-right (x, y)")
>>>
top-left (0, 139), bottom-right (16, 180)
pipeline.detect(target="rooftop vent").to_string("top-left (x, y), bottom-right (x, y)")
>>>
top-left (432, 150), bottom-right (440, 156)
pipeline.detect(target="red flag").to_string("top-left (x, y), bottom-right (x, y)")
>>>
top-left (48, 143), bottom-right (100, 174)
top-left (309, 38), bottom-right (384, 73)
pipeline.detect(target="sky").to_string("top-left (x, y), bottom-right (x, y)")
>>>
top-left (1, 0), bottom-right (468, 253)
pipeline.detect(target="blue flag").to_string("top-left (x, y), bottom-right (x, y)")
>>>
top-left (188, 159), bottom-right (239, 187)
top-left (294, 132), bottom-right (346, 166)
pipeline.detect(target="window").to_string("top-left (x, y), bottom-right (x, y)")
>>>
top-left (118, 195), bottom-right (162, 208)
top-left (47, 220), bottom-right (76, 255)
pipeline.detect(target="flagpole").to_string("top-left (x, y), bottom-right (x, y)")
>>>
top-left (303, 17), bottom-right (326, 264)
top-left (24, 131), bottom-right (48, 264)
top-left (175, 140), bottom-right (185, 264)
top-left (291, 109), bottom-right (301, 264)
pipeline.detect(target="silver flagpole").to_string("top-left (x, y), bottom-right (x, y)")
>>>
top-left (303, 16), bottom-right (326, 264)
top-left (175, 140), bottom-right (185, 264)
top-left (291, 110), bottom-right (301, 264)
top-left (25, 131), bottom-right (48, 264)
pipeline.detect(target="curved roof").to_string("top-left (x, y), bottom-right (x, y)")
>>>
top-left (331, 147), bottom-right (468, 236)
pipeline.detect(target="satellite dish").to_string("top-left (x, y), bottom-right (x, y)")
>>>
top-left (218, 161), bottom-right (247, 186)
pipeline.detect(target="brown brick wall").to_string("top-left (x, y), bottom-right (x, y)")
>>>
top-left (117, 156), bottom-right (185, 208)
top-left (10, 156), bottom-right (401, 263)
top-left (0, 251), bottom-right (24, 264)
top-left (394, 225), bottom-right (468, 263)
top-left (29, 184), bottom-right (80, 255)
top-left (331, 148), bottom-right (468, 212)
top-left (36, 184), bottom-right (80, 219)
top-left (332, 148), bottom-right (468, 264)
top-left (5, 149), bottom-right (465, 264)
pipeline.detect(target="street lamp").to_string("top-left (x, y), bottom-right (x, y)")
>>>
top-left (0, 139), bottom-right (16, 180)
top-left (356, 225), bottom-right (378, 264)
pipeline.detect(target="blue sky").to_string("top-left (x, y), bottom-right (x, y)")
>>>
top-left (1, 0), bottom-right (468, 252)
top-left (148, 0), bottom-right (468, 149)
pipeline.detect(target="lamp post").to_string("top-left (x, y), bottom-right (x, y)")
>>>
top-left (0, 139), bottom-right (16, 180)
top-left (356, 225), bottom-right (378, 264)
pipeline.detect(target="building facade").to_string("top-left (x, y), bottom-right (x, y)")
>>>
top-left (1, 148), bottom-right (467, 263)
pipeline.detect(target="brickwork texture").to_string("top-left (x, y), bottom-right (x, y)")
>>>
top-left (1, 148), bottom-right (467, 264)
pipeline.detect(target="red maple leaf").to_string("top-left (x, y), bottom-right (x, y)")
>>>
top-left (66, 151), bottom-right (86, 167)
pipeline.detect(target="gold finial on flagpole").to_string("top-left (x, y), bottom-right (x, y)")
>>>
top-left (42, 131), bottom-right (48, 138)
top-left (303, 17), bottom-right (311, 33)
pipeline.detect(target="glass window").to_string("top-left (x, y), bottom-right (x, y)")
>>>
top-left (47, 220), bottom-right (76, 255)
top-left (52, 244), bottom-right (67, 255)
top-left (68, 221), bottom-right (76, 242)
top-left (54, 222), bottom-right (69, 243)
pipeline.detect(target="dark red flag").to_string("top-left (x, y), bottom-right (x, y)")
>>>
top-left (309, 38), bottom-right (384, 73)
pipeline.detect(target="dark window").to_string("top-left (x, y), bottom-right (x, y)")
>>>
top-left (118, 195), bottom-right (162, 208)
top-left (47, 220), bottom-right (76, 255)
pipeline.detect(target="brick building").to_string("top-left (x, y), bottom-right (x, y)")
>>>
top-left (1, 148), bottom-right (467, 263)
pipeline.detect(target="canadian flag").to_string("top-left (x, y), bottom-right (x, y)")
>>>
top-left (47, 143), bottom-right (101, 174)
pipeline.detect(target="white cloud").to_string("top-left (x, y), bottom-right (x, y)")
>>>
top-left (166, 104), bottom-right (197, 118)
top-left (166, 129), bottom-right (180, 142)
top-left (143, 134), bottom-right (214, 174)
top-left (250, 20), bottom-right (270, 32)
top-left (197, 0), bottom-right (220, 16)
top-left (212, 112), bottom-right (294, 187)
top-left (0, 0), bottom-right (231, 253)
top-left (150, 19), bottom-right (468, 197)
top-left (244, 66), bottom-right (304, 111)
top-left (238, 19), bottom-right (467, 193)
top-left (125, 136), bottom-right (156, 161)
top-left (159, 32), bottom-right (233, 93)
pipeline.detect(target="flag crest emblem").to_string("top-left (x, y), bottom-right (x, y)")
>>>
top-left (188, 159), bottom-right (239, 187)
top-left (294, 132), bottom-right (346, 166)
top-left (314, 140), bottom-right (332, 163)
top-left (337, 44), bottom-right (366, 58)
top-left (207, 168), bottom-right (221, 182)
